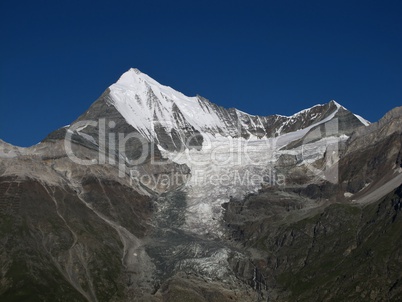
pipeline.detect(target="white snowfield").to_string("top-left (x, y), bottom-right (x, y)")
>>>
top-left (107, 68), bottom-right (367, 236)
top-left (354, 114), bottom-right (370, 127)
top-left (110, 68), bottom-right (232, 141)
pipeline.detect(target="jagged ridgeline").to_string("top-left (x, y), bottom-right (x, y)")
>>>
top-left (0, 69), bottom-right (401, 301)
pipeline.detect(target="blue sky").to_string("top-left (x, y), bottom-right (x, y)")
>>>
top-left (1, 0), bottom-right (401, 147)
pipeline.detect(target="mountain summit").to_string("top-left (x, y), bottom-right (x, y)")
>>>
top-left (53, 68), bottom-right (368, 152)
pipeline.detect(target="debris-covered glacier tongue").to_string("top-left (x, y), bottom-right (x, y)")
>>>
top-left (106, 68), bottom-right (368, 237)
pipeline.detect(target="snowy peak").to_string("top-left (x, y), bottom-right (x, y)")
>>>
top-left (114, 68), bottom-right (189, 102)
top-left (105, 69), bottom-right (369, 151)
top-left (109, 69), bottom-right (230, 149)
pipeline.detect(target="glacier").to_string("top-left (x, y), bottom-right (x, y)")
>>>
top-left (103, 68), bottom-right (368, 236)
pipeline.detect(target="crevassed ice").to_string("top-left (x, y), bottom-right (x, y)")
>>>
top-left (109, 69), bottom-right (347, 236)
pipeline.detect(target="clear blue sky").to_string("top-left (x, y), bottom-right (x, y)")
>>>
top-left (1, 0), bottom-right (401, 147)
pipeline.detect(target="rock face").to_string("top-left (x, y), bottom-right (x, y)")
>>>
top-left (0, 69), bottom-right (401, 301)
top-left (224, 185), bottom-right (402, 301)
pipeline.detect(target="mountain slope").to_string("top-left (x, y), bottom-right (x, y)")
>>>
top-left (42, 69), bottom-right (369, 236)
top-left (1, 69), bottom-right (401, 301)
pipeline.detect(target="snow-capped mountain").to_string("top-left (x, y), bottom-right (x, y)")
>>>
top-left (2, 68), bottom-right (402, 302)
top-left (106, 68), bottom-right (367, 152)
top-left (51, 68), bottom-right (369, 235)
top-left (58, 68), bottom-right (368, 159)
